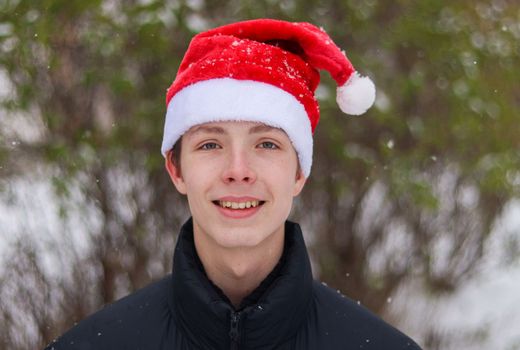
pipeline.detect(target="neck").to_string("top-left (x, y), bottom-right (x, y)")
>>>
top-left (193, 225), bottom-right (285, 309)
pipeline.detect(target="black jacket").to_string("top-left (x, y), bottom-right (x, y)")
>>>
top-left (45, 219), bottom-right (421, 349)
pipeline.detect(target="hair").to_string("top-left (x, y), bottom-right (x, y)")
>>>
top-left (169, 138), bottom-right (182, 176)
top-left (168, 135), bottom-right (302, 179)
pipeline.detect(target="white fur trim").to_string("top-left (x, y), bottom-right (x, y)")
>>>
top-left (336, 72), bottom-right (376, 115)
top-left (161, 78), bottom-right (313, 177)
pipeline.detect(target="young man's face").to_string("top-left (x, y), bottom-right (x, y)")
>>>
top-left (166, 121), bottom-right (306, 249)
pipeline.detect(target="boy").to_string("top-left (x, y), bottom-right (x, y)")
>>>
top-left (46, 19), bottom-right (421, 349)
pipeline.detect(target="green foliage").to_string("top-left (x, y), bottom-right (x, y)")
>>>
top-left (1, 1), bottom-right (519, 347)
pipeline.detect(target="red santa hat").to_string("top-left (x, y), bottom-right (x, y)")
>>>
top-left (162, 19), bottom-right (375, 177)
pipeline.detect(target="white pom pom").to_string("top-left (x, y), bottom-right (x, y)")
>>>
top-left (336, 72), bottom-right (376, 115)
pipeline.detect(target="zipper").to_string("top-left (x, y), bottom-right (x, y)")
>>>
top-left (229, 311), bottom-right (241, 350)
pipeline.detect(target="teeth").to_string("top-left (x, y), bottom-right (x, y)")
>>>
top-left (218, 200), bottom-right (260, 209)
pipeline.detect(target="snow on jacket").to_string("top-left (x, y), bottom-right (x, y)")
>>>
top-left (45, 219), bottom-right (422, 349)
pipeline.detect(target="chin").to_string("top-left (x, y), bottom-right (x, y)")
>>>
top-left (212, 226), bottom-right (273, 249)
top-left (192, 205), bottom-right (291, 249)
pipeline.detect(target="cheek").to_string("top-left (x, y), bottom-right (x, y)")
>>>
top-left (274, 154), bottom-right (299, 183)
top-left (183, 175), bottom-right (208, 198)
top-left (268, 162), bottom-right (300, 197)
top-left (182, 156), bottom-right (217, 185)
top-left (182, 162), bottom-right (219, 203)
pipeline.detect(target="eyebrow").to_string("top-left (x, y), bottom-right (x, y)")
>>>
top-left (188, 124), bottom-right (283, 136)
top-left (188, 125), bottom-right (226, 136)
top-left (248, 124), bottom-right (283, 134)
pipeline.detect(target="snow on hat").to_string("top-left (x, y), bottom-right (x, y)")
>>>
top-left (162, 18), bottom-right (375, 177)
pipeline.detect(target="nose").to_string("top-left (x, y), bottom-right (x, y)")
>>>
top-left (221, 149), bottom-right (257, 184)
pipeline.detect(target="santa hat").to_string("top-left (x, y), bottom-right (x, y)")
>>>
top-left (162, 19), bottom-right (375, 177)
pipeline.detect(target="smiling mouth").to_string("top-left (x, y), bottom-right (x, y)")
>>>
top-left (212, 200), bottom-right (266, 210)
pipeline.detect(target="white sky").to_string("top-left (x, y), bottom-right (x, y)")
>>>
top-left (392, 200), bottom-right (520, 349)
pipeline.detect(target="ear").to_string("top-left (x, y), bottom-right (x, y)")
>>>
top-left (165, 151), bottom-right (187, 195)
top-left (292, 169), bottom-right (306, 197)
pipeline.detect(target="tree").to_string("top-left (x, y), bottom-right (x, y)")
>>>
top-left (1, 0), bottom-right (519, 348)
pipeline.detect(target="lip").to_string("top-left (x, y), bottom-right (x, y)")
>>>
top-left (216, 204), bottom-right (262, 219)
top-left (212, 196), bottom-right (265, 219)
top-left (216, 196), bottom-right (263, 202)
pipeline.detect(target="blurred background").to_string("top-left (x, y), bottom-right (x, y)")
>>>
top-left (1, 0), bottom-right (519, 349)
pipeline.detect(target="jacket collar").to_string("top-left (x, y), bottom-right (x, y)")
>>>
top-left (170, 218), bottom-right (313, 349)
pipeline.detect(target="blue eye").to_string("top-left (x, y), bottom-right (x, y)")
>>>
top-left (200, 142), bottom-right (220, 150)
top-left (259, 141), bottom-right (278, 149)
